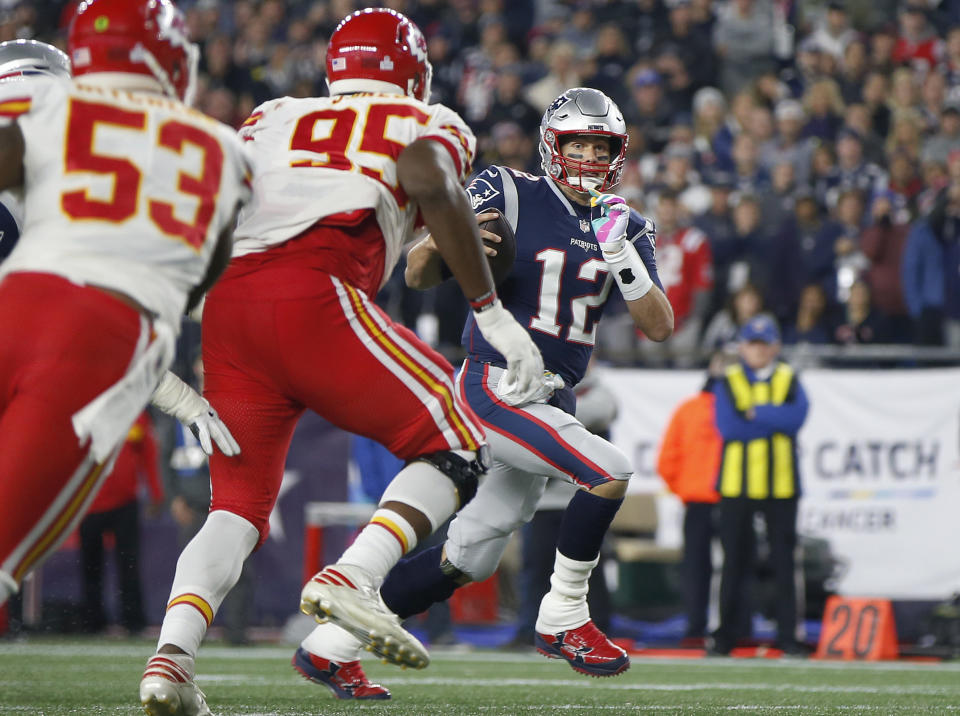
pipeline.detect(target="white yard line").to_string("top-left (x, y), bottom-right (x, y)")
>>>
top-left (4, 643), bottom-right (960, 673)
top-left (186, 672), bottom-right (960, 698)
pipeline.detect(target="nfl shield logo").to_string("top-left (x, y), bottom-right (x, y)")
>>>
top-left (580, 219), bottom-right (590, 233)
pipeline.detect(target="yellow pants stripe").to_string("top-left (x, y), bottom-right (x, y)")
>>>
top-left (13, 462), bottom-right (106, 582)
top-left (343, 282), bottom-right (479, 450)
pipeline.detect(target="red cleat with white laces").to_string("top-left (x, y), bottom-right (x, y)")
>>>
top-left (291, 647), bottom-right (390, 700)
top-left (535, 620), bottom-right (630, 677)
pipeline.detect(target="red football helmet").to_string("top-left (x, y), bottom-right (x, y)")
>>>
top-left (68, 0), bottom-right (198, 104)
top-left (326, 8), bottom-right (432, 102)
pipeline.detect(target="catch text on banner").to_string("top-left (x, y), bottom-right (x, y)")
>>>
top-left (601, 367), bottom-right (960, 600)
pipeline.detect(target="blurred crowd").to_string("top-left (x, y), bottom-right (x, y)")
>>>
top-left (17, 0), bottom-right (960, 366)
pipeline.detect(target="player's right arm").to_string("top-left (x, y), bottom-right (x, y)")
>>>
top-left (186, 129), bottom-right (253, 315)
top-left (186, 218), bottom-right (235, 313)
top-left (406, 166), bottom-right (507, 289)
top-left (398, 140), bottom-right (495, 298)
top-left (397, 139), bottom-right (545, 405)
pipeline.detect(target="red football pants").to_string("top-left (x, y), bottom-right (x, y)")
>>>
top-left (0, 273), bottom-right (142, 589)
top-left (202, 249), bottom-right (485, 543)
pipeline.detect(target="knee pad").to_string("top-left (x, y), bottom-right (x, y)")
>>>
top-left (378, 446), bottom-right (488, 532)
top-left (415, 446), bottom-right (490, 507)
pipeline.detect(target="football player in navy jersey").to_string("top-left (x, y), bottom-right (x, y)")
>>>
top-left (299, 88), bottom-right (673, 686)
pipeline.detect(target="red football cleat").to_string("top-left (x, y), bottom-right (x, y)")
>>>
top-left (292, 647), bottom-right (390, 700)
top-left (535, 620), bottom-right (630, 677)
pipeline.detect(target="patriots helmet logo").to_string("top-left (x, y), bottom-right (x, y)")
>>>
top-left (547, 92), bottom-right (571, 114)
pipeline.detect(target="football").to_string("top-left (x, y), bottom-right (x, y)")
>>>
top-left (439, 208), bottom-right (517, 287)
top-left (477, 208), bottom-right (517, 287)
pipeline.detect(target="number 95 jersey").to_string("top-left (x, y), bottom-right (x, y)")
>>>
top-left (0, 77), bottom-right (251, 328)
top-left (233, 93), bottom-right (475, 297)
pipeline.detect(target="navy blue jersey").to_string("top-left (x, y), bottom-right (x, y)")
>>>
top-left (0, 197), bottom-right (20, 262)
top-left (462, 166), bottom-right (662, 387)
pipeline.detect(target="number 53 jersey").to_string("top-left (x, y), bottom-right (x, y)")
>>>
top-left (233, 93), bottom-right (475, 298)
top-left (0, 78), bottom-right (251, 329)
top-left (464, 166), bottom-right (662, 388)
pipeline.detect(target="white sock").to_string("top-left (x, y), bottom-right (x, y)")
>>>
top-left (337, 508), bottom-right (417, 583)
top-left (535, 550), bottom-right (598, 633)
top-left (157, 510), bottom-right (259, 657)
top-left (158, 604), bottom-right (209, 660)
top-left (301, 622), bottom-right (365, 663)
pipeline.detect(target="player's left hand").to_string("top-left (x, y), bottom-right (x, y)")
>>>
top-left (422, 214), bottom-right (502, 258)
top-left (187, 406), bottom-right (241, 457)
top-left (151, 371), bottom-right (241, 457)
top-left (476, 211), bottom-right (502, 257)
top-left (588, 188), bottom-right (629, 254)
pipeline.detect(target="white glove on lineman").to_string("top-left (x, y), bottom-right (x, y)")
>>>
top-left (150, 371), bottom-right (241, 456)
top-left (474, 300), bottom-right (546, 406)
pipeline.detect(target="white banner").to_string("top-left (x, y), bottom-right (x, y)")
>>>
top-left (599, 366), bottom-right (960, 600)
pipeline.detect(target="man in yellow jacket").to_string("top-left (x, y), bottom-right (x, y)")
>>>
top-left (709, 316), bottom-right (809, 656)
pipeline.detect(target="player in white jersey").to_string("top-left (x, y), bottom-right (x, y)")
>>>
top-left (0, 0), bottom-right (250, 657)
top-left (142, 7), bottom-right (546, 711)
top-left (0, 39), bottom-right (240, 461)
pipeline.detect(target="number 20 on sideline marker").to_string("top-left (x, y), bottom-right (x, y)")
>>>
top-left (815, 596), bottom-right (899, 661)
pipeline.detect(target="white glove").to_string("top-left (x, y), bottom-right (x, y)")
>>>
top-left (498, 371), bottom-right (564, 405)
top-left (150, 371), bottom-right (241, 457)
top-left (474, 300), bottom-right (546, 407)
top-left (589, 189), bottom-right (630, 254)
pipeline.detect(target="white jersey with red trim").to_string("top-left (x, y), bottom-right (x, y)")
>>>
top-left (234, 92), bottom-right (475, 290)
top-left (0, 77), bottom-right (251, 328)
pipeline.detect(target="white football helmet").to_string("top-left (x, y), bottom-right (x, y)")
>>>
top-left (539, 87), bottom-right (628, 192)
top-left (0, 39), bottom-right (71, 82)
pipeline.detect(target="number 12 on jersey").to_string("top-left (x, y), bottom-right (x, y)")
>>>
top-left (529, 248), bottom-right (613, 346)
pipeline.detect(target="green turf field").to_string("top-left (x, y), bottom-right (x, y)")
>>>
top-left (1, 638), bottom-right (959, 714)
